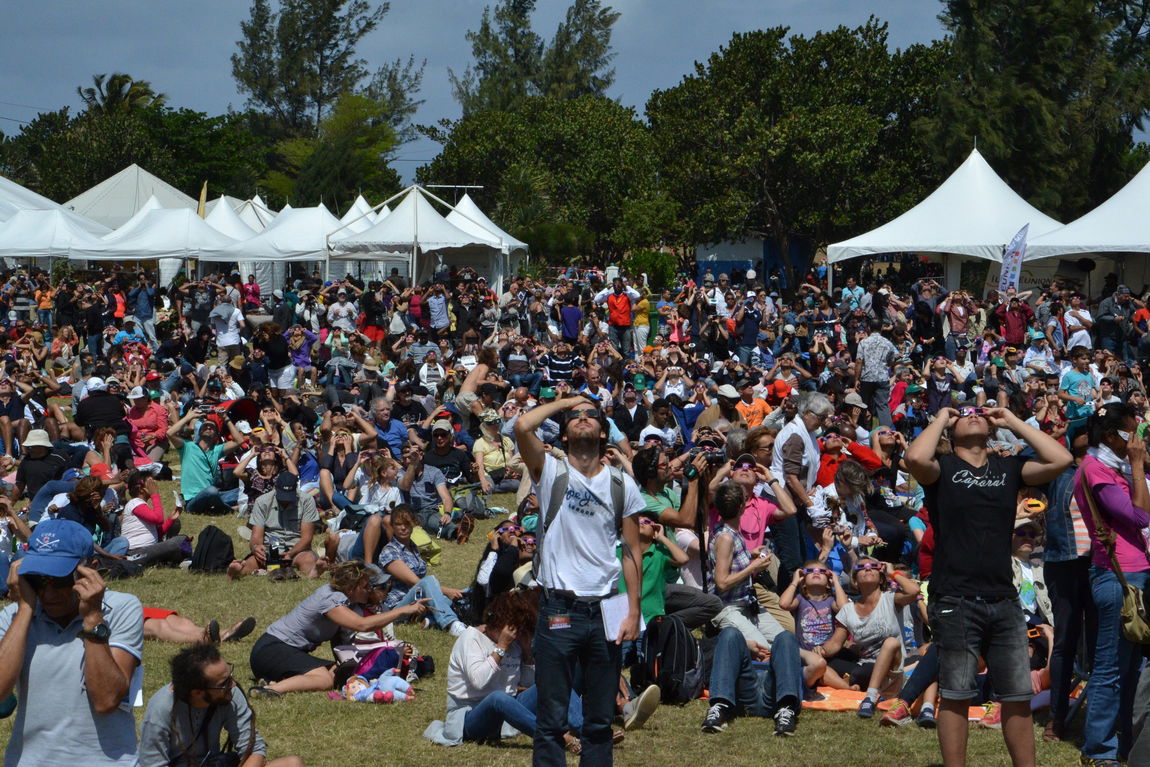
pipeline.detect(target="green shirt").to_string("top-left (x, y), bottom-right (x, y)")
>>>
top-left (640, 486), bottom-right (680, 522)
top-left (178, 441), bottom-right (225, 500)
top-left (618, 543), bottom-right (672, 622)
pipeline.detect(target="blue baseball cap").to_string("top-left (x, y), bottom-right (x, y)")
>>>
top-left (20, 519), bottom-right (94, 577)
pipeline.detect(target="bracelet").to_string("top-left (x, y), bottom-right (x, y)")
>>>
top-left (492, 646), bottom-right (506, 658)
top-left (767, 478), bottom-right (779, 486)
top-left (891, 570), bottom-right (905, 579)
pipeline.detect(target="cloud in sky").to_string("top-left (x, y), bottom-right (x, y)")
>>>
top-left (0, 0), bottom-right (946, 189)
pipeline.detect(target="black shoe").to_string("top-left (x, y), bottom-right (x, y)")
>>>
top-left (773, 705), bottom-right (798, 736)
top-left (332, 660), bottom-right (359, 691)
top-left (206, 619), bottom-right (221, 643)
top-left (223, 617), bottom-right (257, 642)
top-left (247, 685), bottom-right (281, 700)
top-left (701, 701), bottom-right (732, 733)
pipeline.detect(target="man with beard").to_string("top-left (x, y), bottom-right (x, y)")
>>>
top-left (167, 408), bottom-right (245, 515)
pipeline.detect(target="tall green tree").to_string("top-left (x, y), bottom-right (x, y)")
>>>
top-left (77, 73), bottom-right (167, 114)
top-left (420, 95), bottom-right (657, 259)
top-left (920, 0), bottom-right (1150, 219)
top-left (262, 92), bottom-right (400, 208)
top-left (646, 20), bottom-right (947, 280)
top-left (448, 0), bottom-right (619, 115)
top-left (231, 0), bottom-right (388, 136)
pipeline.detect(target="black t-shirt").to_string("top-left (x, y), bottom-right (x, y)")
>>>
top-left (16, 450), bottom-right (69, 499)
top-left (422, 446), bottom-right (472, 483)
top-left (391, 399), bottom-right (427, 427)
top-left (256, 334), bottom-right (291, 369)
top-left (922, 452), bottom-right (1026, 598)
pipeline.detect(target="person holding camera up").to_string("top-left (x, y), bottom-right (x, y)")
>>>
top-left (167, 407), bottom-right (245, 515)
top-left (140, 643), bottom-right (304, 767)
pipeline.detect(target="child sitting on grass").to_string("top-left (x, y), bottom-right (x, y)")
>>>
top-left (779, 559), bottom-right (854, 690)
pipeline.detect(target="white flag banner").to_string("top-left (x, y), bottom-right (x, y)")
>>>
top-left (999, 224), bottom-right (1029, 293)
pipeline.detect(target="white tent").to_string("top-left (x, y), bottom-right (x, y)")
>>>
top-left (202, 204), bottom-right (341, 263)
top-left (235, 196), bottom-right (277, 231)
top-left (64, 164), bottom-right (197, 228)
top-left (204, 197), bottom-right (257, 240)
top-left (339, 195), bottom-right (377, 234)
top-left (70, 208), bottom-right (237, 261)
top-left (205, 195), bottom-right (246, 216)
top-left (828, 149), bottom-right (1063, 265)
top-left (330, 186), bottom-right (502, 288)
top-left (1027, 160), bottom-right (1150, 260)
top-left (0, 209), bottom-right (107, 258)
top-left (446, 194), bottom-right (527, 254)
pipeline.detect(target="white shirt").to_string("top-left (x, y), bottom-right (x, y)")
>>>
top-left (1066, 309), bottom-right (1093, 350)
top-left (121, 497), bottom-right (162, 549)
top-left (213, 306), bottom-right (245, 347)
top-left (532, 453), bottom-right (644, 596)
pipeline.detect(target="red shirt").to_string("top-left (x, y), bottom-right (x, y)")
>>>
top-left (606, 292), bottom-right (632, 327)
top-left (817, 441), bottom-right (882, 487)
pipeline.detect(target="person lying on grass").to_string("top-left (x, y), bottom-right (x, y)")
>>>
top-left (247, 559), bottom-right (429, 699)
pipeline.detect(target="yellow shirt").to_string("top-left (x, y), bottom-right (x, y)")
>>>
top-left (473, 435), bottom-right (515, 472)
top-left (633, 297), bottom-right (650, 327)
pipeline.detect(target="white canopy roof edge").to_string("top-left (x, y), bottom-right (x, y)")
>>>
top-left (200, 204), bottom-right (341, 262)
top-left (339, 195), bottom-right (377, 234)
top-left (0, 175), bottom-right (110, 235)
top-left (827, 149), bottom-right (1063, 264)
top-left (205, 197), bottom-right (258, 240)
top-left (446, 193), bottom-right (527, 255)
top-left (1026, 159), bottom-right (1150, 259)
top-left (69, 208), bottom-right (238, 261)
top-left (0, 209), bottom-right (106, 258)
top-left (64, 164), bottom-right (197, 229)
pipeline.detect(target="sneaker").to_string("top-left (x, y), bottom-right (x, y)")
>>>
top-left (978, 702), bottom-right (1002, 729)
top-left (624, 684), bottom-right (661, 731)
top-left (701, 701), bottom-right (732, 733)
top-left (857, 697), bottom-right (878, 719)
top-left (448, 620), bottom-right (468, 638)
top-left (1079, 759), bottom-right (1122, 767)
top-left (880, 700), bottom-right (913, 727)
top-left (172, 490), bottom-right (185, 513)
top-left (773, 705), bottom-right (798, 736)
top-left (915, 707), bottom-right (937, 729)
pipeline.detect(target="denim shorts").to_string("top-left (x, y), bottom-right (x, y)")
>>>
top-left (928, 594), bottom-right (1033, 702)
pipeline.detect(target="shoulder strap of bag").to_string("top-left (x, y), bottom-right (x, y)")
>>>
top-left (609, 466), bottom-right (625, 536)
top-left (1081, 480), bottom-right (1130, 589)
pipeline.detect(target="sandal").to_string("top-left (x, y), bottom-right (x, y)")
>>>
top-left (563, 734), bottom-right (582, 755)
top-left (206, 619), bottom-right (221, 643)
top-left (222, 617), bottom-right (257, 642)
top-left (247, 685), bottom-right (282, 700)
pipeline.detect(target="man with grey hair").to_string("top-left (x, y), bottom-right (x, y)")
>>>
top-left (768, 393), bottom-right (832, 576)
top-left (208, 294), bottom-right (245, 364)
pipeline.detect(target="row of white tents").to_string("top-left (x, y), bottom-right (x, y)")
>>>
top-left (827, 148), bottom-right (1150, 292)
top-left (0, 164), bottom-right (528, 295)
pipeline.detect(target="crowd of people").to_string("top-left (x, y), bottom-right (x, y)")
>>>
top-left (0, 259), bottom-right (1148, 766)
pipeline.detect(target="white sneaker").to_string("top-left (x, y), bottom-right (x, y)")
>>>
top-left (624, 684), bottom-right (661, 731)
top-left (448, 621), bottom-right (468, 637)
top-left (172, 491), bottom-right (185, 512)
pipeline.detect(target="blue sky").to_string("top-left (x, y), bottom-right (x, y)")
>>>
top-left (0, 0), bottom-right (946, 190)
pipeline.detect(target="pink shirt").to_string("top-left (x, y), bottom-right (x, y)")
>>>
top-left (1073, 455), bottom-right (1150, 572)
top-left (708, 496), bottom-right (783, 552)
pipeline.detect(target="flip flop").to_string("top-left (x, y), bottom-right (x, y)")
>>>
top-left (223, 617), bottom-right (257, 642)
top-left (206, 619), bottom-right (221, 643)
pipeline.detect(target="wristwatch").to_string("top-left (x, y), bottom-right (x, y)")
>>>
top-left (492, 646), bottom-right (507, 658)
top-left (77, 622), bottom-right (111, 643)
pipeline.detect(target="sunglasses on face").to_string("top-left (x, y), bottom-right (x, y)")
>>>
top-left (519, 536), bottom-right (537, 546)
top-left (639, 517), bottom-right (657, 526)
top-left (1014, 528), bottom-right (1040, 539)
top-left (802, 567), bottom-right (830, 576)
top-left (733, 460), bottom-right (756, 471)
top-left (957, 407), bottom-right (987, 418)
top-left (203, 663), bottom-right (236, 691)
top-left (26, 573), bottom-right (74, 591)
top-left (854, 562), bottom-right (884, 572)
top-left (569, 408), bottom-right (600, 420)
top-left (496, 525), bottom-right (522, 536)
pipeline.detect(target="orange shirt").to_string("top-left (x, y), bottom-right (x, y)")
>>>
top-left (735, 397), bottom-right (772, 428)
top-left (35, 289), bottom-right (52, 310)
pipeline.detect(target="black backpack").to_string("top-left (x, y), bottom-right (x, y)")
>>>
top-left (189, 525), bottom-right (235, 573)
top-left (630, 614), bottom-right (705, 704)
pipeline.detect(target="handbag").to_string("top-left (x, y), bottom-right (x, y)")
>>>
top-left (1082, 482), bottom-right (1150, 644)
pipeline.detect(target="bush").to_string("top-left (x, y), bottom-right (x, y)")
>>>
top-left (622, 249), bottom-right (676, 292)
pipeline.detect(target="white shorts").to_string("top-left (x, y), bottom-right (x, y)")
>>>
top-left (271, 365), bottom-right (295, 390)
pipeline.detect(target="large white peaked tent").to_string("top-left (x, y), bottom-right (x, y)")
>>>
top-left (235, 196), bottom-right (277, 231)
top-left (339, 195), bottom-right (377, 235)
top-left (203, 205), bottom-right (341, 262)
top-left (330, 186), bottom-right (502, 287)
top-left (1027, 160), bottom-right (1150, 260)
top-left (0, 175), bottom-right (109, 235)
top-left (446, 194), bottom-right (527, 254)
top-left (71, 208), bottom-right (237, 260)
top-left (828, 149), bottom-right (1063, 264)
top-left (0, 210), bottom-right (106, 258)
top-left (64, 164), bottom-right (197, 228)
top-left (204, 197), bottom-right (257, 241)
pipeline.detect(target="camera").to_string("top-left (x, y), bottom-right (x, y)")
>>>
top-left (688, 446), bottom-right (726, 466)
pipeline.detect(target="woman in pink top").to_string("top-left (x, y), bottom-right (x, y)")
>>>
top-left (1072, 402), bottom-right (1150, 763)
top-left (126, 386), bottom-right (169, 462)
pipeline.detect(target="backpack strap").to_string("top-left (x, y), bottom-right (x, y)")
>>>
top-left (608, 466), bottom-right (625, 536)
top-left (536, 462), bottom-right (627, 573)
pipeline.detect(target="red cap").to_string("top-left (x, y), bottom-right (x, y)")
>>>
top-left (145, 371), bottom-right (162, 382)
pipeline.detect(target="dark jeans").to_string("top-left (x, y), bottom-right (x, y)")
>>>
top-left (1045, 556), bottom-right (1096, 726)
top-left (708, 626), bottom-right (802, 716)
top-left (897, 644), bottom-right (939, 705)
top-left (463, 686), bottom-right (583, 742)
top-left (664, 583), bottom-right (723, 630)
top-left (533, 591), bottom-right (619, 767)
top-left (859, 380), bottom-right (892, 427)
top-left (510, 372), bottom-right (544, 395)
top-left (928, 595), bottom-right (1032, 702)
top-left (768, 515), bottom-right (804, 590)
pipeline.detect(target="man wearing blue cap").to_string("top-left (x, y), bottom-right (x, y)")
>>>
top-left (0, 518), bottom-right (143, 765)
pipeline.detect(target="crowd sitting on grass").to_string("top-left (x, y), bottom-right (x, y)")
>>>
top-left (0, 260), bottom-right (1149, 766)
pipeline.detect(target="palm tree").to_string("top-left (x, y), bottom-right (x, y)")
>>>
top-left (77, 73), bottom-right (167, 113)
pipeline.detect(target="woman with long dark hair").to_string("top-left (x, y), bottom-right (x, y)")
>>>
top-left (1073, 403), bottom-right (1150, 764)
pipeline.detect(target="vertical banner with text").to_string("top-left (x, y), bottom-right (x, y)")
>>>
top-left (998, 224), bottom-right (1028, 293)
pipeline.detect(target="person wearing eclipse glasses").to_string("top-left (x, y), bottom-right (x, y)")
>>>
top-left (906, 403), bottom-right (1071, 767)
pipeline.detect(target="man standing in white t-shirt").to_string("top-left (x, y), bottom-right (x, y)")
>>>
top-left (515, 393), bottom-right (644, 767)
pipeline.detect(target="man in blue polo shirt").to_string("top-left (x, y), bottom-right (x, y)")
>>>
top-left (0, 519), bottom-right (144, 765)
top-left (371, 397), bottom-right (409, 459)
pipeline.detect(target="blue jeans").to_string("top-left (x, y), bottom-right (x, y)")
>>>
top-left (463, 686), bottom-right (583, 742)
top-left (87, 333), bottom-right (102, 358)
top-left (186, 486), bottom-right (240, 515)
top-left (607, 325), bottom-right (632, 358)
top-left (736, 345), bottom-right (755, 366)
top-left (510, 372), bottom-right (543, 395)
top-left (533, 591), bottom-right (619, 767)
top-left (393, 575), bottom-right (459, 630)
top-left (103, 536), bottom-right (130, 557)
top-left (708, 626), bottom-right (802, 716)
top-left (1083, 566), bottom-right (1150, 760)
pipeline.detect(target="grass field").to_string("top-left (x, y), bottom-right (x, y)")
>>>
top-left (0, 484), bottom-right (1087, 767)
